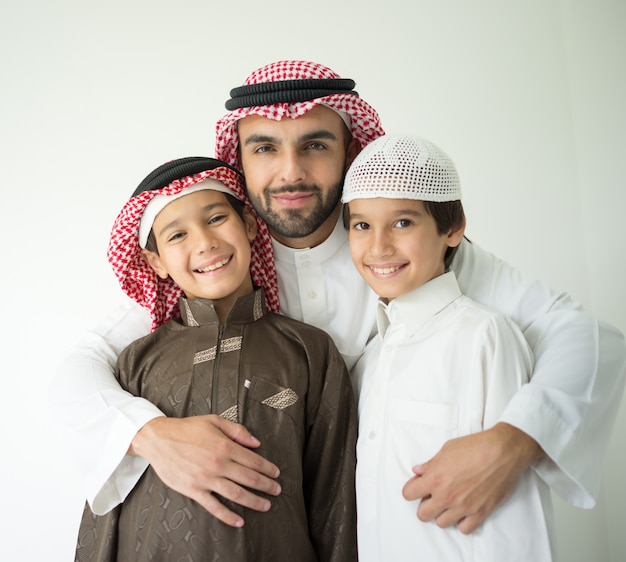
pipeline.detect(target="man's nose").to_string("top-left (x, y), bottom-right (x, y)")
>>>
top-left (278, 150), bottom-right (306, 185)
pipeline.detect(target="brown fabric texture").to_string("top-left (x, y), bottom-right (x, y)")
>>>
top-left (75, 289), bottom-right (357, 562)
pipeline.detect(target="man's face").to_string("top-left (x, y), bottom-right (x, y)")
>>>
top-left (237, 105), bottom-right (358, 248)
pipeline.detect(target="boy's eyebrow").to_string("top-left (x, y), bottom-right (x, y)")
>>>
top-left (242, 129), bottom-right (339, 146)
top-left (349, 208), bottom-right (423, 219)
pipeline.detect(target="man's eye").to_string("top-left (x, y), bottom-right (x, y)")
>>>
top-left (395, 219), bottom-right (412, 228)
top-left (306, 142), bottom-right (326, 150)
top-left (254, 145), bottom-right (273, 154)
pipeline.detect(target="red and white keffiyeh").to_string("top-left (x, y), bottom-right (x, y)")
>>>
top-left (215, 60), bottom-right (386, 168)
top-left (108, 165), bottom-right (279, 331)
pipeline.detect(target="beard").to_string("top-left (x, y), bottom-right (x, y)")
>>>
top-left (248, 179), bottom-right (343, 239)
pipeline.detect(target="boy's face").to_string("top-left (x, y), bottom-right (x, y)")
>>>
top-left (142, 190), bottom-right (257, 311)
top-left (237, 105), bottom-right (359, 248)
top-left (346, 197), bottom-right (464, 302)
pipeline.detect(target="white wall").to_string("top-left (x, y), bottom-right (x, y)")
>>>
top-left (1, 1), bottom-right (624, 560)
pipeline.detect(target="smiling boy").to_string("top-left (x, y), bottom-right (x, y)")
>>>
top-left (344, 134), bottom-right (555, 561)
top-left (75, 157), bottom-right (357, 562)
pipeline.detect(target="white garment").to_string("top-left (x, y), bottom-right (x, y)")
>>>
top-left (49, 215), bottom-right (626, 515)
top-left (272, 218), bottom-right (378, 371)
top-left (355, 272), bottom-right (555, 561)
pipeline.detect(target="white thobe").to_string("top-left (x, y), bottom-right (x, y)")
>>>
top-left (355, 272), bottom-right (555, 561)
top-left (49, 216), bottom-right (626, 516)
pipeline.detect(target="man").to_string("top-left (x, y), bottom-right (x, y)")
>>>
top-left (51, 60), bottom-right (626, 534)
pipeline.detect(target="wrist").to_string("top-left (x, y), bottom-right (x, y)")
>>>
top-left (128, 415), bottom-right (165, 457)
top-left (493, 422), bottom-right (545, 469)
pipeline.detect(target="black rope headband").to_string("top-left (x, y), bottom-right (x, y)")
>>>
top-left (225, 78), bottom-right (359, 110)
top-left (132, 157), bottom-right (242, 198)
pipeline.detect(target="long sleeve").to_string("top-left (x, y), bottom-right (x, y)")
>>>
top-left (453, 239), bottom-right (626, 507)
top-left (303, 339), bottom-right (358, 562)
top-left (48, 296), bottom-right (163, 514)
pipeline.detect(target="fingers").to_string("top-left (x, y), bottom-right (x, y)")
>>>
top-left (135, 415), bottom-right (285, 527)
top-left (191, 481), bottom-right (274, 528)
top-left (205, 447), bottom-right (282, 498)
top-left (456, 514), bottom-right (484, 535)
top-left (417, 497), bottom-right (460, 528)
top-left (402, 496), bottom-right (486, 536)
top-left (215, 416), bottom-right (262, 448)
top-left (188, 447), bottom-right (281, 528)
top-left (213, 417), bottom-right (281, 480)
top-left (401, 463), bottom-right (430, 502)
top-left (194, 491), bottom-right (246, 528)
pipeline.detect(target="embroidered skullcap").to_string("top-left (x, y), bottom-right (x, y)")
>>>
top-left (108, 157), bottom-right (279, 331)
top-left (215, 60), bottom-right (386, 168)
top-left (342, 134), bottom-right (462, 203)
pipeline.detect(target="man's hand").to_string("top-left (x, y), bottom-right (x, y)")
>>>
top-left (402, 423), bottom-right (544, 534)
top-left (130, 415), bottom-right (281, 528)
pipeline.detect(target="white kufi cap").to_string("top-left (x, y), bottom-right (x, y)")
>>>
top-left (342, 134), bottom-right (462, 203)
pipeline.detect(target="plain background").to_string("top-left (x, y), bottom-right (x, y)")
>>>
top-left (1, 0), bottom-right (624, 560)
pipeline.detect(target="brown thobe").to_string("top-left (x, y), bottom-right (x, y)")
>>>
top-left (75, 289), bottom-right (357, 562)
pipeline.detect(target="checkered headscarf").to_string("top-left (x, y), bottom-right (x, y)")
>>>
top-left (215, 60), bottom-right (386, 168)
top-left (107, 157), bottom-right (279, 331)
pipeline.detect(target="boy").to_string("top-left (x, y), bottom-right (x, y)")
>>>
top-left (75, 157), bottom-right (357, 562)
top-left (343, 135), bottom-right (555, 560)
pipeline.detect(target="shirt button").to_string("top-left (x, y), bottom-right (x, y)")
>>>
top-left (369, 431), bottom-right (376, 440)
top-left (383, 344), bottom-right (393, 352)
top-left (308, 291), bottom-right (318, 300)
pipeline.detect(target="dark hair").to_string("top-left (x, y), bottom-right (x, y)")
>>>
top-left (145, 192), bottom-right (246, 254)
top-left (342, 199), bottom-right (467, 270)
top-left (423, 200), bottom-right (466, 270)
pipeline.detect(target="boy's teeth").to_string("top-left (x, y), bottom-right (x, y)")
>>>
top-left (371, 265), bottom-right (400, 275)
top-left (198, 258), bottom-right (229, 272)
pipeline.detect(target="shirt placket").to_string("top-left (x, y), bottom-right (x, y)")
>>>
top-left (295, 249), bottom-right (328, 329)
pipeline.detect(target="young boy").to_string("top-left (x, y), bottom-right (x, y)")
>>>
top-left (343, 135), bottom-right (555, 561)
top-left (75, 157), bottom-right (358, 562)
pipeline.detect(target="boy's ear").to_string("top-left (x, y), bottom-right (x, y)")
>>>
top-left (447, 217), bottom-right (466, 248)
top-left (243, 207), bottom-right (258, 242)
top-left (141, 248), bottom-right (169, 279)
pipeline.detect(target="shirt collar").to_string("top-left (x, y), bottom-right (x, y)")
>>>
top-left (271, 214), bottom-right (347, 265)
top-left (178, 288), bottom-right (266, 327)
top-left (377, 272), bottom-right (462, 338)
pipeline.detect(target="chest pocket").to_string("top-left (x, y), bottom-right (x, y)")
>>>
top-left (243, 376), bottom-right (305, 497)
top-left (388, 399), bottom-right (459, 466)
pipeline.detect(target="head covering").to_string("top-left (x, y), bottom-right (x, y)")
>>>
top-left (108, 157), bottom-right (279, 331)
top-left (342, 134), bottom-right (462, 203)
top-left (215, 60), bottom-right (386, 168)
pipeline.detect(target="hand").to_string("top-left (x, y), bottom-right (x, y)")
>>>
top-left (130, 415), bottom-right (281, 528)
top-left (402, 423), bottom-right (544, 534)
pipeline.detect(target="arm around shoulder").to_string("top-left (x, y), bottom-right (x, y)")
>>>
top-left (454, 240), bottom-right (626, 506)
top-left (49, 297), bottom-right (163, 514)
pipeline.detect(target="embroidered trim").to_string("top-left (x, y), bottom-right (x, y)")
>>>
top-left (221, 336), bottom-right (243, 353)
top-left (194, 347), bottom-right (216, 364)
top-left (262, 388), bottom-right (299, 410)
top-left (253, 290), bottom-right (263, 320)
top-left (193, 336), bottom-right (243, 364)
top-left (182, 300), bottom-right (200, 327)
top-left (220, 405), bottom-right (239, 422)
